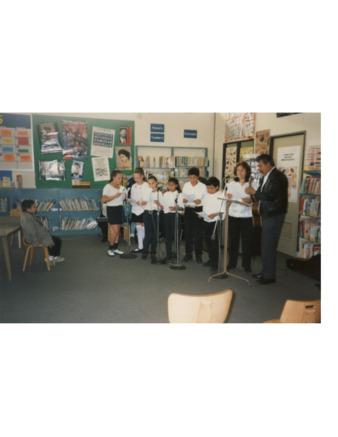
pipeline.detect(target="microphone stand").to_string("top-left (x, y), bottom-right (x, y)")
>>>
top-left (170, 195), bottom-right (185, 270)
top-left (208, 197), bottom-right (251, 286)
top-left (120, 193), bottom-right (137, 259)
top-left (152, 187), bottom-right (166, 265)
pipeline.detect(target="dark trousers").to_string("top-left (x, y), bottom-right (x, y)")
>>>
top-left (260, 214), bottom-right (285, 279)
top-left (203, 221), bottom-right (219, 267)
top-left (48, 236), bottom-right (62, 257)
top-left (228, 216), bottom-right (253, 270)
top-left (143, 211), bottom-right (158, 255)
top-left (184, 207), bottom-right (203, 257)
top-left (164, 213), bottom-right (181, 257)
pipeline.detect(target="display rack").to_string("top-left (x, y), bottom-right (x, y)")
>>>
top-left (297, 170), bottom-right (321, 259)
top-left (0, 188), bottom-right (102, 235)
top-left (135, 146), bottom-right (209, 186)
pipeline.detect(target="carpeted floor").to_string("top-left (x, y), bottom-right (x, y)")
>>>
top-left (0, 234), bottom-right (321, 323)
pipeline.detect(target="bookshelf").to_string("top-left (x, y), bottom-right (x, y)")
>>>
top-left (297, 170), bottom-right (321, 259)
top-left (0, 188), bottom-right (102, 235)
top-left (135, 146), bottom-right (209, 186)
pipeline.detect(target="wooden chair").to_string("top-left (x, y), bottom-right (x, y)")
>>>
top-left (10, 208), bottom-right (22, 248)
top-left (168, 289), bottom-right (233, 323)
top-left (264, 299), bottom-right (321, 323)
top-left (22, 235), bottom-right (55, 272)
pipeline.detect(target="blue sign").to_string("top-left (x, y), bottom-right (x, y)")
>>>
top-left (150, 133), bottom-right (164, 142)
top-left (0, 113), bottom-right (31, 128)
top-left (151, 124), bottom-right (165, 133)
top-left (184, 129), bottom-right (197, 138)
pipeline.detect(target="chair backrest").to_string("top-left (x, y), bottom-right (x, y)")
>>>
top-left (280, 299), bottom-right (321, 323)
top-left (168, 289), bottom-right (233, 323)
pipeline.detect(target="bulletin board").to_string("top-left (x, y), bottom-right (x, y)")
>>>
top-left (32, 114), bottom-right (135, 189)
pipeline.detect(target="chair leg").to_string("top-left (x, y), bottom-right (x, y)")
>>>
top-left (29, 247), bottom-right (34, 266)
top-left (18, 230), bottom-right (22, 249)
top-left (44, 247), bottom-right (51, 271)
top-left (23, 247), bottom-right (30, 272)
top-left (11, 234), bottom-right (14, 246)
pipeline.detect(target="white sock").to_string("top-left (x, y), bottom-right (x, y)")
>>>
top-left (136, 225), bottom-right (144, 249)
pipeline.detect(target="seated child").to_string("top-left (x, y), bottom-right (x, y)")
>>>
top-left (20, 199), bottom-right (65, 263)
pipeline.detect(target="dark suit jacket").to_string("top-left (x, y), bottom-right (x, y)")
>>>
top-left (255, 167), bottom-right (288, 217)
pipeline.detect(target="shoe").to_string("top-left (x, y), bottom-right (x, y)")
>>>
top-left (113, 249), bottom-right (124, 255)
top-left (203, 260), bottom-right (212, 267)
top-left (183, 254), bottom-right (192, 262)
top-left (252, 273), bottom-right (263, 279)
top-left (107, 250), bottom-right (115, 257)
top-left (243, 267), bottom-right (252, 273)
top-left (53, 256), bottom-right (65, 263)
top-left (210, 265), bottom-right (218, 272)
top-left (257, 277), bottom-right (276, 284)
top-left (132, 248), bottom-right (143, 253)
top-left (196, 256), bottom-right (203, 264)
top-left (141, 253), bottom-right (148, 260)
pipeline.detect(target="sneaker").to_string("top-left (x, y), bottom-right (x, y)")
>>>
top-left (54, 256), bottom-right (65, 263)
top-left (132, 248), bottom-right (143, 253)
top-left (107, 250), bottom-right (115, 257)
top-left (113, 249), bottom-right (124, 255)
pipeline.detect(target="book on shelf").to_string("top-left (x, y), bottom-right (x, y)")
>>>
top-left (299, 196), bottom-right (321, 217)
top-left (59, 216), bottom-right (98, 231)
top-left (300, 176), bottom-right (321, 195)
top-left (175, 156), bottom-right (208, 167)
top-left (58, 198), bottom-right (98, 211)
top-left (299, 218), bottom-right (321, 242)
top-left (298, 238), bottom-right (321, 259)
top-left (0, 197), bottom-right (9, 212)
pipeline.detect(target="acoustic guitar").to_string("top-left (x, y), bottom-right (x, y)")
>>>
top-left (249, 176), bottom-right (262, 228)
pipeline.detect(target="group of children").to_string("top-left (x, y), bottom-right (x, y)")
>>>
top-left (102, 166), bottom-right (226, 271)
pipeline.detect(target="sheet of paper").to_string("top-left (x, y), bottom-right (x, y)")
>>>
top-left (227, 183), bottom-right (244, 199)
top-left (183, 193), bottom-right (196, 202)
top-left (195, 211), bottom-right (212, 222)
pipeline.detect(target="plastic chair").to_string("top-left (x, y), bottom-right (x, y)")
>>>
top-left (168, 289), bottom-right (233, 323)
top-left (22, 235), bottom-right (55, 272)
top-left (264, 299), bottom-right (321, 323)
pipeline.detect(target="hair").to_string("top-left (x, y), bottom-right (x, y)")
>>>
top-left (256, 154), bottom-right (275, 166)
top-left (233, 161), bottom-right (251, 182)
top-left (206, 176), bottom-right (220, 188)
top-left (133, 168), bottom-right (146, 181)
top-left (188, 167), bottom-right (200, 177)
top-left (148, 174), bottom-right (158, 183)
top-left (110, 169), bottom-right (122, 182)
top-left (22, 199), bottom-right (35, 212)
top-left (118, 149), bottom-right (130, 159)
top-left (168, 177), bottom-right (181, 192)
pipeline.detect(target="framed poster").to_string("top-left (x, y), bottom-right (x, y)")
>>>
top-left (277, 145), bottom-right (301, 203)
top-left (225, 113), bottom-right (255, 142)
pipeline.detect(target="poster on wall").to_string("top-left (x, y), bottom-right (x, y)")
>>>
top-left (92, 157), bottom-right (110, 182)
top-left (225, 113), bottom-right (255, 142)
top-left (225, 145), bottom-right (237, 179)
top-left (62, 120), bottom-right (88, 159)
top-left (91, 126), bottom-right (115, 158)
top-left (255, 129), bottom-right (270, 154)
top-left (0, 113), bottom-right (34, 170)
top-left (119, 126), bottom-right (132, 145)
top-left (115, 146), bottom-right (132, 170)
top-left (277, 145), bottom-right (301, 203)
top-left (37, 122), bottom-right (63, 154)
top-left (71, 160), bottom-right (85, 179)
top-left (38, 160), bottom-right (66, 181)
top-left (304, 145), bottom-right (321, 170)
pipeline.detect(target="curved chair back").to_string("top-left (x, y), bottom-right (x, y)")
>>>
top-left (280, 299), bottom-right (321, 323)
top-left (168, 289), bottom-right (233, 323)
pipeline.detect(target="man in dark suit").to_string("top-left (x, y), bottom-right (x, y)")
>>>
top-left (245, 154), bottom-right (288, 284)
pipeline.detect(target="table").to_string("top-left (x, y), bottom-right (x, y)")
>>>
top-left (0, 216), bottom-right (21, 281)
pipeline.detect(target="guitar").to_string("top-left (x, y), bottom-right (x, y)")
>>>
top-left (249, 176), bottom-right (262, 228)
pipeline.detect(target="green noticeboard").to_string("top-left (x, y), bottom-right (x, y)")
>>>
top-left (32, 114), bottom-right (135, 189)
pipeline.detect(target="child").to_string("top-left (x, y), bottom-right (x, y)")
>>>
top-left (102, 169), bottom-right (126, 257)
top-left (161, 177), bottom-right (183, 261)
top-left (142, 175), bottom-right (162, 263)
top-left (181, 167), bottom-right (207, 263)
top-left (201, 177), bottom-right (225, 272)
top-left (20, 199), bottom-right (65, 263)
top-left (130, 168), bottom-right (149, 253)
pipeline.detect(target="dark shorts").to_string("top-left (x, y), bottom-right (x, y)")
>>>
top-left (107, 205), bottom-right (124, 225)
top-left (131, 212), bottom-right (144, 223)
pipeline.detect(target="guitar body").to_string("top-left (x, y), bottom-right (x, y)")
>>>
top-left (252, 201), bottom-right (262, 228)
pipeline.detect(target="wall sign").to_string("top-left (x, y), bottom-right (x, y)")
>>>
top-left (150, 133), bottom-right (164, 142)
top-left (150, 124), bottom-right (165, 133)
top-left (184, 129), bottom-right (197, 138)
